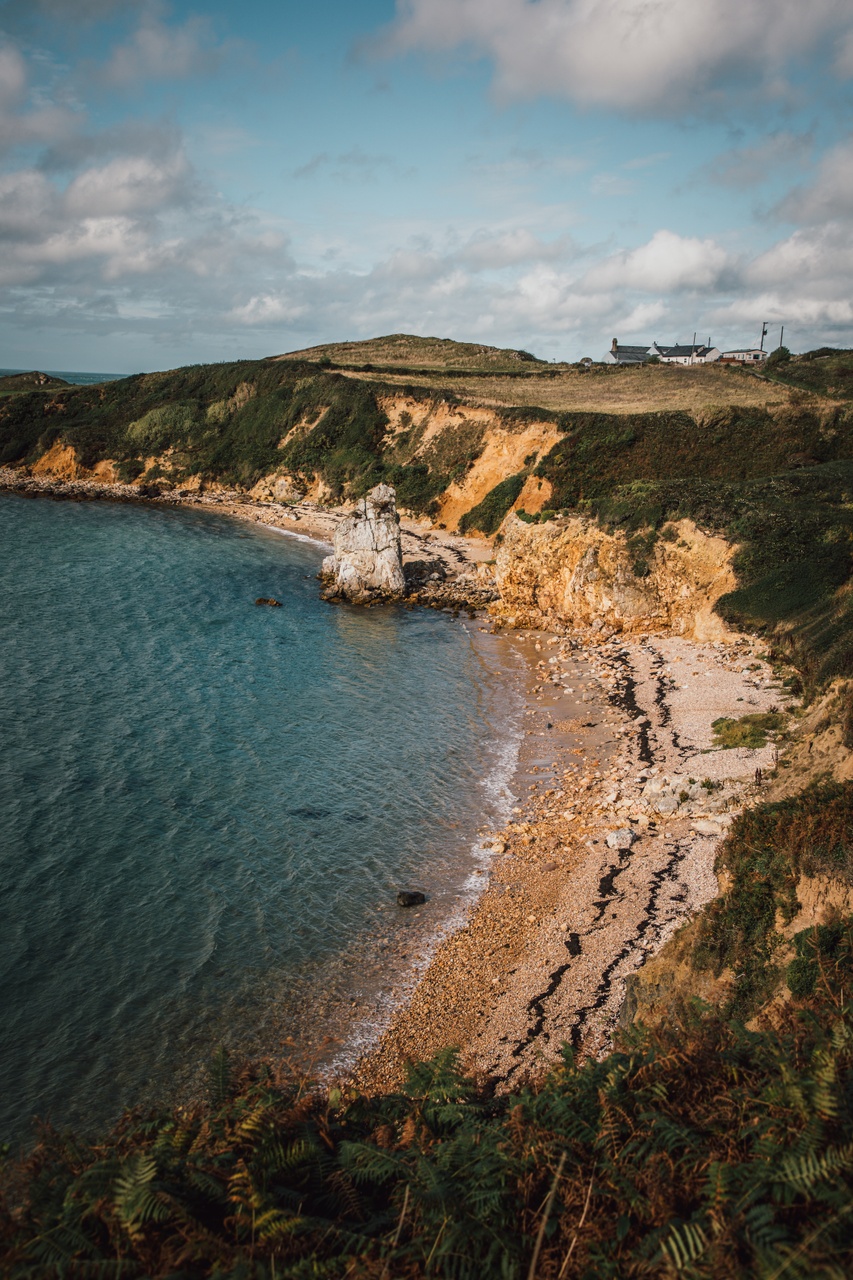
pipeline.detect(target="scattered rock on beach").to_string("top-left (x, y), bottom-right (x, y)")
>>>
top-left (606, 828), bottom-right (636, 851)
top-left (396, 890), bottom-right (427, 908)
top-left (691, 819), bottom-right (723, 836)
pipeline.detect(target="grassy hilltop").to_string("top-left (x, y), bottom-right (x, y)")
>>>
top-left (3, 339), bottom-right (853, 1275)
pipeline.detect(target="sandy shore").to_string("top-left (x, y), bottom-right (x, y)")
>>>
top-left (354, 626), bottom-right (790, 1091)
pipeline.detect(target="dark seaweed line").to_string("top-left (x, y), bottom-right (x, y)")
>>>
top-left (569, 839), bottom-right (688, 1052)
top-left (607, 648), bottom-right (654, 765)
top-left (503, 645), bottom-right (696, 1071)
top-left (504, 840), bottom-right (638, 1076)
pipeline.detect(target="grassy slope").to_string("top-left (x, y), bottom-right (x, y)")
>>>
top-left (525, 404), bottom-right (853, 689)
top-left (765, 348), bottom-right (853, 401)
top-left (0, 371), bottom-right (70, 397)
top-left (0, 358), bottom-right (499, 510)
top-left (343, 360), bottom-right (794, 415)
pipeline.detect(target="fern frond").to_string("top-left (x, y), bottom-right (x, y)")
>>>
top-left (661, 1219), bottom-right (708, 1268)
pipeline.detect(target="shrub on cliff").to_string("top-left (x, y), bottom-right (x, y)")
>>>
top-left (4, 981), bottom-right (853, 1277)
top-left (693, 781), bottom-right (853, 1016)
top-left (459, 472), bottom-right (526, 535)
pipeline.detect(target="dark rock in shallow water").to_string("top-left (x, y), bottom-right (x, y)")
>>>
top-left (396, 890), bottom-right (426, 908)
top-left (255, 597), bottom-right (282, 607)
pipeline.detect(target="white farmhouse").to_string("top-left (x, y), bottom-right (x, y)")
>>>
top-left (602, 338), bottom-right (721, 365)
top-left (657, 343), bottom-right (721, 365)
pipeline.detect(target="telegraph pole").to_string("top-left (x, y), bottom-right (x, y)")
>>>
top-left (760, 322), bottom-right (768, 352)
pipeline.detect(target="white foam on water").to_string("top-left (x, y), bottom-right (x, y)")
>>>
top-left (265, 523), bottom-right (333, 550)
top-left (320, 624), bottom-right (527, 1079)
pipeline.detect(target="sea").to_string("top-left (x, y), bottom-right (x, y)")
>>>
top-left (0, 368), bottom-right (128, 385)
top-left (0, 492), bottom-right (524, 1146)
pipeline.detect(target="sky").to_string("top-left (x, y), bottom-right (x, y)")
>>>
top-left (1, 0), bottom-right (853, 372)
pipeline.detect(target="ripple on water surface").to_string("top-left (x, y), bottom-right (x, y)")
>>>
top-left (0, 494), bottom-right (521, 1142)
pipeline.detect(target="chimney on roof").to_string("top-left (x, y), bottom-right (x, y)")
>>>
top-left (611, 338), bottom-right (618, 353)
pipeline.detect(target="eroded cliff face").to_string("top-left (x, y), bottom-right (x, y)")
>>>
top-left (493, 514), bottom-right (737, 640)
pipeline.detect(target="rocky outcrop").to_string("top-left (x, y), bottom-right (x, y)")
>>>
top-left (493, 514), bottom-right (736, 640)
top-left (320, 484), bottom-right (406, 603)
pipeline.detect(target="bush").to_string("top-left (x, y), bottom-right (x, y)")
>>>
top-left (765, 345), bottom-right (792, 369)
top-left (711, 711), bottom-right (787, 749)
top-left (459, 473), bottom-right (526, 535)
top-left (4, 926), bottom-right (853, 1278)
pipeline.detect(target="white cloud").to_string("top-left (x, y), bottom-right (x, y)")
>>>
top-left (834, 29), bottom-right (853, 76)
top-left (456, 227), bottom-right (570, 270)
top-left (101, 11), bottom-right (225, 86)
top-left (615, 300), bottom-right (668, 333)
top-left (585, 230), bottom-right (732, 292)
top-left (375, 0), bottom-right (853, 113)
top-left (229, 294), bottom-right (306, 325)
top-left (0, 167), bottom-right (57, 236)
top-left (64, 151), bottom-right (192, 216)
top-left (712, 292), bottom-right (853, 332)
top-left (0, 42), bottom-right (79, 153)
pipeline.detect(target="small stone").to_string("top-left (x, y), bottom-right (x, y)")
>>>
top-left (606, 828), bottom-right (636, 851)
top-left (541, 861), bottom-right (557, 872)
top-left (691, 819), bottom-right (723, 836)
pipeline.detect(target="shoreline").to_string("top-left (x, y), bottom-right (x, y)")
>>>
top-left (353, 626), bottom-right (789, 1091)
top-left (0, 468), bottom-right (791, 1094)
top-left (0, 469), bottom-right (495, 600)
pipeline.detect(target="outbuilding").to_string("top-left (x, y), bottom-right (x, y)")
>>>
top-left (719, 348), bottom-right (768, 364)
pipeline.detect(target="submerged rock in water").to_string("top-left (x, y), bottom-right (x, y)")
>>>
top-left (397, 890), bottom-right (426, 907)
top-left (320, 484), bottom-right (405, 604)
top-left (255, 597), bottom-right (282, 607)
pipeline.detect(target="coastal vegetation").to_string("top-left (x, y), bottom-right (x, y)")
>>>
top-left (4, 337), bottom-right (853, 1275)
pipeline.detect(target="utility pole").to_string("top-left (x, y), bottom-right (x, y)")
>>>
top-left (779, 324), bottom-right (784, 350)
top-left (760, 321), bottom-right (768, 352)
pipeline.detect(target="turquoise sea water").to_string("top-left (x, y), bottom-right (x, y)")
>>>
top-left (0, 495), bottom-right (521, 1144)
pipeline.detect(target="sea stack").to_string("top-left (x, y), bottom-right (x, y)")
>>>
top-left (321, 483), bottom-right (406, 603)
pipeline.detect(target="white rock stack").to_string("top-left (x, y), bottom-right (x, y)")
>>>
top-left (320, 483), bottom-right (406, 603)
